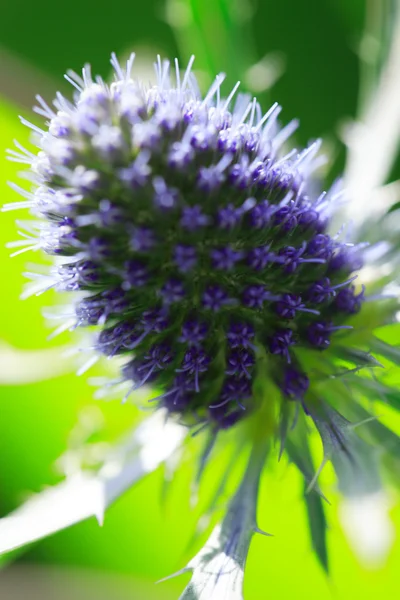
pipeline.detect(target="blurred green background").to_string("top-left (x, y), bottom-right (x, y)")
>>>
top-left (0, 0), bottom-right (399, 598)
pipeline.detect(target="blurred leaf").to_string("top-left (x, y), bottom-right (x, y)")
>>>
top-left (0, 412), bottom-right (186, 557)
top-left (286, 429), bottom-right (329, 572)
top-left (370, 336), bottom-right (400, 365)
top-left (304, 485), bottom-right (329, 573)
top-left (349, 376), bottom-right (400, 410)
top-left (167, 0), bottom-right (258, 91)
top-left (0, 342), bottom-right (73, 384)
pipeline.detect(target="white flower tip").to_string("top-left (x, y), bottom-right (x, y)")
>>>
top-left (339, 492), bottom-right (395, 568)
top-left (95, 509), bottom-right (105, 527)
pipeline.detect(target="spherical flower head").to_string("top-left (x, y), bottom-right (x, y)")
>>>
top-left (7, 53), bottom-right (373, 430)
top-left (5, 52), bottom-right (400, 598)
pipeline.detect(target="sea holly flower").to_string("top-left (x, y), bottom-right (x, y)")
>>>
top-left (2, 53), bottom-right (400, 597)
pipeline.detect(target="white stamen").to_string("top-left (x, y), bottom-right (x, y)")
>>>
top-left (238, 98), bottom-right (254, 125)
top-left (272, 117), bottom-right (298, 148)
top-left (255, 101), bottom-right (280, 132)
top-left (64, 74), bottom-right (83, 92)
top-left (248, 97), bottom-right (257, 127)
top-left (294, 139), bottom-right (322, 168)
top-left (110, 52), bottom-right (123, 80)
top-left (34, 95), bottom-right (56, 119)
top-left (201, 73), bottom-right (226, 107)
top-left (174, 58), bottom-right (181, 91)
top-left (222, 81), bottom-right (241, 112)
top-left (2, 201), bottom-right (34, 211)
top-left (82, 63), bottom-right (93, 88)
top-left (181, 55), bottom-right (195, 92)
top-left (77, 354), bottom-right (100, 376)
top-left (19, 117), bottom-right (45, 136)
top-left (48, 319), bottom-right (76, 340)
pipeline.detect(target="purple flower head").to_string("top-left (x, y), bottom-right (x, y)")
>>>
top-left (9, 54), bottom-right (399, 600)
top-left (10, 53), bottom-right (368, 437)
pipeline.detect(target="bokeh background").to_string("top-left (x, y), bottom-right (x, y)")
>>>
top-left (0, 0), bottom-right (399, 598)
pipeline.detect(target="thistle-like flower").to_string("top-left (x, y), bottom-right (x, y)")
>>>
top-left (3, 54), bottom-right (400, 597)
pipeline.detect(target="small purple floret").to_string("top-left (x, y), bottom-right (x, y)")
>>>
top-left (211, 246), bottom-right (243, 270)
top-left (243, 285), bottom-right (274, 309)
top-left (217, 204), bottom-right (242, 229)
top-left (202, 285), bottom-right (234, 311)
top-left (335, 286), bottom-right (365, 314)
top-left (275, 294), bottom-right (318, 319)
top-left (227, 322), bottom-right (255, 349)
top-left (225, 348), bottom-right (255, 379)
top-left (160, 279), bottom-right (185, 305)
top-left (269, 329), bottom-right (295, 362)
top-left (174, 244), bottom-right (197, 273)
top-left (177, 347), bottom-right (210, 392)
top-left (282, 367), bottom-right (309, 399)
top-left (179, 319), bottom-right (208, 345)
top-left (124, 260), bottom-right (148, 288)
top-left (129, 227), bottom-right (156, 252)
top-left (180, 205), bottom-right (209, 231)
